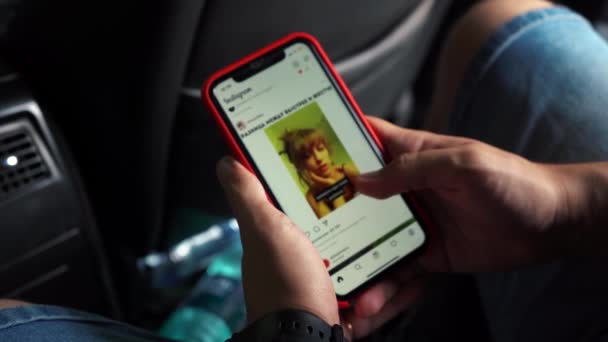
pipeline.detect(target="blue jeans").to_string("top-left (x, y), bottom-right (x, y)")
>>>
top-left (0, 305), bottom-right (171, 341)
top-left (1, 6), bottom-right (607, 342)
top-left (448, 6), bottom-right (608, 342)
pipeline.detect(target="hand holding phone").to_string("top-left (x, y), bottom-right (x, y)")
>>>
top-left (205, 33), bottom-right (587, 340)
top-left (217, 156), bottom-right (341, 327)
top-left (203, 33), bottom-right (430, 299)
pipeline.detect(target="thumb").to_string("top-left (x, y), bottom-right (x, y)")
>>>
top-left (355, 148), bottom-right (463, 198)
top-left (217, 156), bottom-right (283, 238)
top-left (217, 156), bottom-right (266, 211)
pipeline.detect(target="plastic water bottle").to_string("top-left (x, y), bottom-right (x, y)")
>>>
top-left (159, 242), bottom-right (246, 342)
top-left (138, 219), bottom-right (240, 289)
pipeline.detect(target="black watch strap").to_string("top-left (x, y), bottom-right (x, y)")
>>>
top-left (228, 309), bottom-right (348, 342)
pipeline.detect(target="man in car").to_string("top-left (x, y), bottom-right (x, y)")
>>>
top-left (1, 0), bottom-right (607, 341)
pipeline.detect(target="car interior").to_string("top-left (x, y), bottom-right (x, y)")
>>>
top-left (1, 0), bottom-right (607, 340)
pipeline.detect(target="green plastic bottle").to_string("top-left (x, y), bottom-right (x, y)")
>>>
top-left (159, 243), bottom-right (245, 342)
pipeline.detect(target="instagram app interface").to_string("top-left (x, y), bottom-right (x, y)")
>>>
top-left (212, 42), bottom-right (425, 295)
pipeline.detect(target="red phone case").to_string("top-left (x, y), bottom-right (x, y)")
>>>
top-left (202, 32), bottom-right (435, 306)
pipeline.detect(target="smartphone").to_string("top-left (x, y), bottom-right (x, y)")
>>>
top-left (203, 33), bottom-right (429, 299)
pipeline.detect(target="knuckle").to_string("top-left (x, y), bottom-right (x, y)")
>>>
top-left (250, 208), bottom-right (298, 239)
top-left (453, 144), bottom-right (485, 169)
top-left (276, 213), bottom-right (296, 230)
top-left (396, 152), bottom-right (415, 169)
top-left (262, 210), bottom-right (297, 233)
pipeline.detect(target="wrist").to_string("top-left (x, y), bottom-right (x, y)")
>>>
top-left (547, 163), bottom-right (608, 256)
top-left (247, 299), bottom-right (340, 327)
top-left (230, 309), bottom-right (348, 342)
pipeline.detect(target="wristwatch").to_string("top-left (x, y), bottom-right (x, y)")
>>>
top-left (227, 309), bottom-right (348, 342)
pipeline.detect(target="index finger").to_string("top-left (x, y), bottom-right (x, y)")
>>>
top-left (366, 117), bottom-right (472, 156)
top-left (353, 261), bottom-right (422, 317)
top-left (343, 275), bottom-right (427, 339)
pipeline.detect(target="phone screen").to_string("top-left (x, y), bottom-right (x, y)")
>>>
top-left (210, 40), bottom-right (425, 296)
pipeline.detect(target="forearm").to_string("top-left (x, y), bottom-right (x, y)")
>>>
top-left (550, 162), bottom-right (608, 255)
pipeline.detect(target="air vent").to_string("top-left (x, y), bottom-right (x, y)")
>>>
top-left (0, 123), bottom-right (52, 200)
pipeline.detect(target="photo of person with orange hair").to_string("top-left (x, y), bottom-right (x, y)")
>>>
top-left (265, 102), bottom-right (359, 218)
